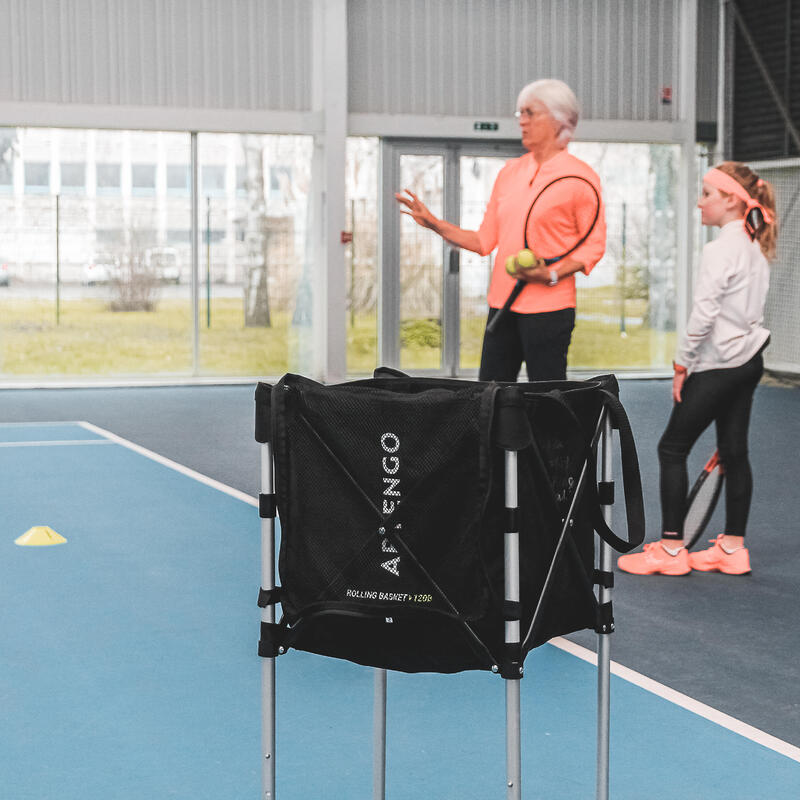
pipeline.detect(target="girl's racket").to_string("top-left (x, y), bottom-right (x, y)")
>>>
top-left (683, 450), bottom-right (725, 550)
top-left (486, 175), bottom-right (600, 334)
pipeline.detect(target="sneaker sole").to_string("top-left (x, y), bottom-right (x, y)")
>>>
top-left (690, 565), bottom-right (751, 575)
top-left (618, 566), bottom-right (692, 576)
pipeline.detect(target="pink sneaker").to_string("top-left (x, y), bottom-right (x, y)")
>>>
top-left (688, 535), bottom-right (751, 575)
top-left (617, 542), bottom-right (691, 576)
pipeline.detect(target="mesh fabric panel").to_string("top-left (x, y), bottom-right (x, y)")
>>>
top-left (268, 374), bottom-right (619, 673)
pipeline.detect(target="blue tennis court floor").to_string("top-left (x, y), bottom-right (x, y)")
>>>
top-left (2, 422), bottom-right (798, 799)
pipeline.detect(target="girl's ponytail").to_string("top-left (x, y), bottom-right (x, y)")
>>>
top-left (716, 161), bottom-right (778, 260)
top-left (752, 177), bottom-right (777, 261)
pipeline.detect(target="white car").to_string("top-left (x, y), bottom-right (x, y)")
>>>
top-left (144, 247), bottom-right (182, 284)
top-left (83, 254), bottom-right (120, 285)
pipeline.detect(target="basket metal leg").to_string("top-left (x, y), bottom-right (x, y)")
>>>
top-left (506, 680), bottom-right (521, 800)
top-left (504, 450), bottom-right (521, 800)
top-left (596, 414), bottom-right (613, 800)
top-left (373, 668), bottom-right (387, 800)
top-left (261, 443), bottom-right (276, 800)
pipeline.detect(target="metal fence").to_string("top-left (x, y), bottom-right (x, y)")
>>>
top-left (751, 160), bottom-right (800, 376)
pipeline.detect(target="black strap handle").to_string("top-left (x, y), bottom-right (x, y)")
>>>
top-left (595, 389), bottom-right (645, 552)
top-left (528, 386), bottom-right (644, 553)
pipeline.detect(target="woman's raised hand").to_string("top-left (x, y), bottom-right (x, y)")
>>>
top-left (395, 189), bottom-right (438, 231)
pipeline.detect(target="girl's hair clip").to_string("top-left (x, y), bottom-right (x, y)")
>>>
top-left (756, 178), bottom-right (764, 188)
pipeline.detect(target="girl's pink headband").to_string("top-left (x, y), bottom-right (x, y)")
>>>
top-left (703, 168), bottom-right (774, 229)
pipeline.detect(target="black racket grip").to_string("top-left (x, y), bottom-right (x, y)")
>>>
top-left (486, 279), bottom-right (525, 334)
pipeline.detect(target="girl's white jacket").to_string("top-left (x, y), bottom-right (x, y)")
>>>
top-left (676, 219), bottom-right (770, 373)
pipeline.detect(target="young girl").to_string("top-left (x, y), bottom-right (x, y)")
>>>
top-left (618, 162), bottom-right (777, 576)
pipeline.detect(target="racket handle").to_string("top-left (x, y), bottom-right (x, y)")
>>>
top-left (486, 279), bottom-right (525, 334)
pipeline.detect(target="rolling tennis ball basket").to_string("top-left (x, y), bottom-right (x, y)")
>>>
top-left (255, 368), bottom-right (644, 800)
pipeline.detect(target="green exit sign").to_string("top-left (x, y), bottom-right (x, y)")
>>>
top-left (473, 121), bottom-right (499, 131)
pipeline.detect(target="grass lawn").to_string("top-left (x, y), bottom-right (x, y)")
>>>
top-left (0, 297), bottom-right (303, 376)
top-left (0, 292), bottom-right (674, 378)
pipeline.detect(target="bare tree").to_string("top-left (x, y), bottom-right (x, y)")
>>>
top-left (106, 225), bottom-right (161, 312)
top-left (241, 136), bottom-right (271, 327)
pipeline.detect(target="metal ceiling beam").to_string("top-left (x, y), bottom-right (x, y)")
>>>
top-left (729, 0), bottom-right (800, 153)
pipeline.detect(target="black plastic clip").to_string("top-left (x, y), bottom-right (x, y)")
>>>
top-left (259, 493), bottom-right (277, 519)
top-left (595, 601), bottom-right (615, 634)
top-left (258, 587), bottom-right (282, 608)
top-left (592, 569), bottom-right (615, 589)
top-left (494, 388), bottom-right (533, 451)
top-left (598, 480), bottom-right (615, 506)
top-left (258, 621), bottom-right (285, 657)
top-left (499, 642), bottom-right (523, 680)
top-left (254, 382), bottom-right (273, 444)
top-left (502, 600), bottom-right (522, 621)
top-left (505, 507), bottom-right (519, 533)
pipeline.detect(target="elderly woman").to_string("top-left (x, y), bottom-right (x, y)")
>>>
top-left (396, 79), bottom-right (606, 382)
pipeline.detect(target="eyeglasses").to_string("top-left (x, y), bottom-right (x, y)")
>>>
top-left (514, 108), bottom-right (544, 120)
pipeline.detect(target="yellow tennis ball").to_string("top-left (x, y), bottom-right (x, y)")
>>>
top-left (517, 249), bottom-right (535, 268)
top-left (505, 255), bottom-right (518, 276)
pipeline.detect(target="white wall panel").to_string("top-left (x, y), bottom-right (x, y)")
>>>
top-left (348, 0), bottom-right (692, 122)
top-left (0, 0), bottom-right (313, 113)
top-left (0, 0), bottom-right (715, 136)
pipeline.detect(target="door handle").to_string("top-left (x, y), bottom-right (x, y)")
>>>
top-left (448, 248), bottom-right (459, 275)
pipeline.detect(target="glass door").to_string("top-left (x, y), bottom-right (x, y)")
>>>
top-left (381, 140), bottom-right (521, 376)
top-left (457, 153), bottom-right (516, 371)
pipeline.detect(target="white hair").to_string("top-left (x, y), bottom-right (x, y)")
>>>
top-left (517, 79), bottom-right (579, 145)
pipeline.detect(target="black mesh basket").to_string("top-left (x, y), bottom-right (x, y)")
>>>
top-left (256, 371), bottom-right (643, 675)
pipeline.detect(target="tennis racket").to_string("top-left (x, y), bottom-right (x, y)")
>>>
top-left (683, 450), bottom-right (725, 550)
top-left (486, 175), bottom-right (600, 334)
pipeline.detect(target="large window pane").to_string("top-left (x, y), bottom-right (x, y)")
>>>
top-left (398, 155), bottom-right (444, 371)
top-left (196, 133), bottom-right (312, 377)
top-left (568, 142), bottom-right (680, 371)
top-left (345, 137), bottom-right (379, 375)
top-left (0, 128), bottom-right (192, 377)
top-left (459, 155), bottom-right (507, 370)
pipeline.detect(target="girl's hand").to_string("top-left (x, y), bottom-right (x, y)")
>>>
top-left (395, 189), bottom-right (438, 231)
top-left (672, 364), bottom-right (687, 403)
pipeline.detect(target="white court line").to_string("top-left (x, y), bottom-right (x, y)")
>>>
top-left (0, 421), bottom-right (97, 427)
top-left (551, 636), bottom-right (800, 763)
top-left (77, 420), bottom-right (258, 508)
top-left (0, 439), bottom-right (114, 448)
top-left (70, 420), bottom-right (800, 764)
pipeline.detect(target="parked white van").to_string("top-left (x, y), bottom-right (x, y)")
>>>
top-left (144, 247), bottom-right (182, 284)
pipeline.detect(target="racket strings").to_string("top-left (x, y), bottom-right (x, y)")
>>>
top-left (524, 176), bottom-right (600, 262)
top-left (683, 470), bottom-right (724, 546)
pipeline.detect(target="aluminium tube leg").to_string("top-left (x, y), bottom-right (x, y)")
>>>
top-left (261, 443), bottom-right (276, 800)
top-left (596, 413), bottom-right (614, 800)
top-left (504, 450), bottom-right (522, 800)
top-left (373, 668), bottom-right (387, 800)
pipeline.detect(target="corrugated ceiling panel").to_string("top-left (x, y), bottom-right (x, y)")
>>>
top-left (348, 0), bottom-right (686, 120)
top-left (0, 0), bottom-right (313, 111)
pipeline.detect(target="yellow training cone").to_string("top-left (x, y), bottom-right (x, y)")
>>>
top-left (15, 526), bottom-right (67, 546)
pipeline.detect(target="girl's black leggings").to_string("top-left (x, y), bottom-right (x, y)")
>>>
top-left (658, 348), bottom-right (765, 539)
